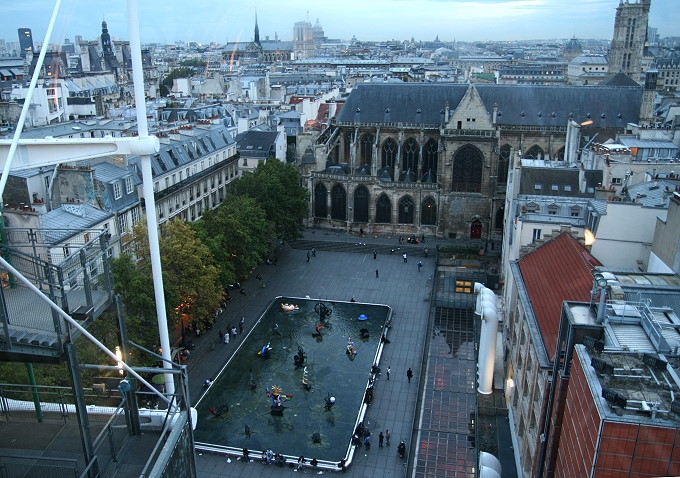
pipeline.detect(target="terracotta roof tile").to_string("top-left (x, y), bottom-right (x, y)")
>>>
top-left (517, 232), bottom-right (601, 359)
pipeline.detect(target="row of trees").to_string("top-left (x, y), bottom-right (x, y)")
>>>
top-left (109, 159), bottom-right (308, 362)
top-left (0, 158), bottom-right (308, 385)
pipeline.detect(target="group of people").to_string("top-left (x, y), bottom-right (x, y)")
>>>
top-left (353, 421), bottom-right (391, 449)
top-left (261, 449), bottom-right (286, 466)
top-left (240, 449), bottom-right (320, 469)
top-left (218, 317), bottom-right (246, 345)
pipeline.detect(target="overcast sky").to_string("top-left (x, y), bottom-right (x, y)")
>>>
top-left (1, 0), bottom-right (677, 47)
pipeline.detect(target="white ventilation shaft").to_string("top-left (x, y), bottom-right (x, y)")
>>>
top-left (479, 451), bottom-right (502, 477)
top-left (475, 282), bottom-right (499, 394)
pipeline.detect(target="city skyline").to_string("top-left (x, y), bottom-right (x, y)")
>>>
top-left (0, 0), bottom-right (677, 49)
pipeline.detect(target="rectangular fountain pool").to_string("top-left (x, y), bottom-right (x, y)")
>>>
top-left (194, 296), bottom-right (391, 465)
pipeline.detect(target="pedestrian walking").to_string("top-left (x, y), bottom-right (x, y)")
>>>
top-left (373, 250), bottom-right (377, 259)
top-left (364, 433), bottom-right (371, 449)
top-left (231, 326), bottom-right (237, 338)
top-left (307, 251), bottom-right (311, 262)
top-left (224, 332), bottom-right (229, 344)
top-left (403, 253), bottom-right (408, 263)
top-left (386, 366), bottom-right (390, 380)
top-left (312, 247), bottom-right (316, 257)
top-left (239, 316), bottom-right (245, 333)
top-left (378, 432), bottom-right (384, 447)
top-left (375, 269), bottom-right (379, 278)
top-left (218, 329), bottom-right (224, 342)
top-left (407, 367), bottom-right (413, 383)
top-left (418, 261), bottom-right (423, 272)
top-left (385, 429), bottom-right (391, 446)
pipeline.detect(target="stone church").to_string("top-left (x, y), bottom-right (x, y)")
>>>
top-left (305, 82), bottom-right (645, 241)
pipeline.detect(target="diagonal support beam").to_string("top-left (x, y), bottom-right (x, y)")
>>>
top-left (0, 136), bottom-right (160, 171)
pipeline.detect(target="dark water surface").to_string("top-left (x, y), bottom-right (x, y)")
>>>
top-left (194, 296), bottom-right (390, 462)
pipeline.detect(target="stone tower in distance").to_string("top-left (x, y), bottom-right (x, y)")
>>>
top-left (608, 0), bottom-right (651, 84)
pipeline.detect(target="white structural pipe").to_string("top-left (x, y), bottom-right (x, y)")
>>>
top-left (126, 0), bottom-right (174, 398)
top-left (0, 256), bottom-right (169, 405)
top-left (0, 0), bottom-right (63, 200)
top-left (0, 0), bottom-right (170, 401)
top-left (475, 282), bottom-right (499, 394)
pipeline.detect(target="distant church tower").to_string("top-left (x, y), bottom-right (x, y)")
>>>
top-left (101, 20), bottom-right (114, 58)
top-left (608, 0), bottom-right (651, 84)
top-left (254, 13), bottom-right (261, 47)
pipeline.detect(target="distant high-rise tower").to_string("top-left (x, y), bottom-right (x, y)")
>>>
top-left (608, 0), bottom-right (651, 84)
top-left (18, 27), bottom-right (34, 58)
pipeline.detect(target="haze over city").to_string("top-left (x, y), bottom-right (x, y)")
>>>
top-left (1, 0), bottom-right (677, 47)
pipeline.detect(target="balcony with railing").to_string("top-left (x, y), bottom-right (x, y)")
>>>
top-left (0, 228), bottom-right (113, 360)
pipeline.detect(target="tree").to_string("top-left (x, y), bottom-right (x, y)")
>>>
top-left (230, 159), bottom-right (308, 242)
top-left (157, 220), bottom-right (223, 330)
top-left (193, 195), bottom-right (272, 287)
top-left (160, 67), bottom-right (196, 92)
top-left (120, 220), bottom-right (222, 337)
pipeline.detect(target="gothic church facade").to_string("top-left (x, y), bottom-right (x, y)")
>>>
top-left (307, 82), bottom-right (644, 241)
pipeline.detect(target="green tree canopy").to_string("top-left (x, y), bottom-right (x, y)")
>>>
top-left (157, 219), bottom-right (222, 328)
top-left (118, 219), bottom-right (223, 337)
top-left (193, 195), bottom-right (272, 287)
top-left (161, 66), bottom-right (196, 90)
top-left (230, 159), bottom-right (308, 242)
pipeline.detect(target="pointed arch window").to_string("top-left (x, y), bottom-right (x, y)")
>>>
top-left (525, 145), bottom-right (544, 160)
top-left (331, 184), bottom-right (347, 220)
top-left (498, 144), bottom-right (511, 184)
top-left (360, 134), bottom-right (374, 167)
top-left (398, 195), bottom-right (415, 224)
top-left (451, 144), bottom-right (483, 192)
top-left (314, 183), bottom-right (327, 218)
top-left (342, 133), bottom-right (352, 163)
top-left (401, 138), bottom-right (419, 172)
top-left (381, 138), bottom-right (397, 169)
top-left (353, 186), bottom-right (370, 223)
top-left (375, 194), bottom-right (392, 224)
top-left (421, 139), bottom-right (438, 182)
top-left (421, 197), bottom-right (437, 225)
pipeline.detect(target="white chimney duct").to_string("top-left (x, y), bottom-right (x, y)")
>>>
top-left (475, 282), bottom-right (499, 394)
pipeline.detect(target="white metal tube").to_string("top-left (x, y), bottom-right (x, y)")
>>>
top-left (127, 0), bottom-right (175, 397)
top-left (0, 256), bottom-right (169, 405)
top-left (0, 0), bottom-right (63, 201)
top-left (477, 288), bottom-right (499, 394)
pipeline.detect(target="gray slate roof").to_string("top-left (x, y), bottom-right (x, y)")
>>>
top-left (127, 126), bottom-right (235, 178)
top-left (235, 130), bottom-right (279, 159)
top-left (336, 83), bottom-right (642, 129)
top-left (625, 179), bottom-right (678, 208)
top-left (40, 203), bottom-right (114, 244)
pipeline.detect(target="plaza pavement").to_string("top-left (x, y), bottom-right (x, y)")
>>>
top-left (186, 229), bottom-right (516, 478)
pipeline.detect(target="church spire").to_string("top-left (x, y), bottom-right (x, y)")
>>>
top-left (254, 12), bottom-right (260, 46)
